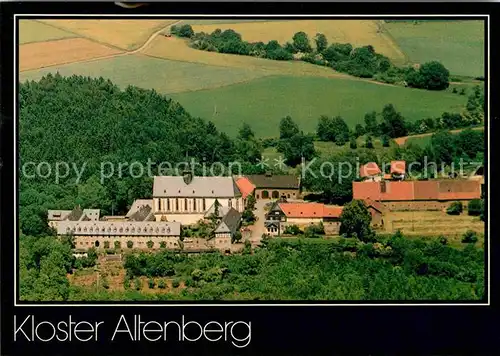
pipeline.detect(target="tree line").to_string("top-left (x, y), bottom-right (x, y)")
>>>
top-left (171, 24), bottom-right (451, 90)
top-left (114, 231), bottom-right (483, 301)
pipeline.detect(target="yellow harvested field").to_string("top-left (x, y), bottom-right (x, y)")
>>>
top-left (192, 20), bottom-right (407, 63)
top-left (19, 38), bottom-right (123, 72)
top-left (19, 20), bottom-right (76, 44)
top-left (384, 211), bottom-right (484, 242)
top-left (144, 36), bottom-right (352, 79)
top-left (39, 19), bottom-right (178, 50)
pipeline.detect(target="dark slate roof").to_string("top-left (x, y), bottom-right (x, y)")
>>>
top-left (264, 220), bottom-right (280, 228)
top-left (129, 205), bottom-right (153, 222)
top-left (65, 207), bottom-right (84, 221)
top-left (246, 174), bottom-right (299, 189)
top-left (214, 208), bottom-right (241, 234)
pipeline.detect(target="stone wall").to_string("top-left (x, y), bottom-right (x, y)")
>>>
top-left (383, 200), bottom-right (473, 211)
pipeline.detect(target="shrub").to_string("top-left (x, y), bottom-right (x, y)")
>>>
top-left (147, 240), bottom-right (154, 249)
top-left (158, 279), bottom-right (166, 289)
top-left (103, 241), bottom-right (110, 249)
top-left (134, 278), bottom-right (141, 291)
top-left (381, 135), bottom-right (390, 147)
top-left (114, 241), bottom-right (121, 249)
top-left (160, 241), bottom-right (167, 249)
top-left (123, 276), bottom-right (131, 289)
top-left (127, 240), bottom-right (133, 249)
top-left (467, 199), bottom-right (482, 216)
top-left (446, 201), bottom-right (463, 215)
top-left (349, 137), bottom-right (357, 149)
top-left (148, 278), bottom-right (155, 289)
top-left (101, 277), bottom-right (109, 289)
top-left (365, 136), bottom-right (374, 149)
top-left (460, 88), bottom-right (466, 95)
top-left (172, 279), bottom-right (180, 288)
top-left (283, 225), bottom-right (302, 235)
top-left (105, 248), bottom-right (115, 255)
top-left (462, 230), bottom-right (478, 244)
top-left (452, 87), bottom-right (458, 94)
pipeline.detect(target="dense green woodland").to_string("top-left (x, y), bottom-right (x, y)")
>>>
top-left (19, 75), bottom-right (485, 301)
top-left (20, 234), bottom-right (484, 301)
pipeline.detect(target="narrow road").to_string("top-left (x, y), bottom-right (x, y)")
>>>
top-left (394, 126), bottom-right (484, 146)
top-left (249, 200), bottom-right (269, 246)
top-left (21, 20), bottom-right (183, 72)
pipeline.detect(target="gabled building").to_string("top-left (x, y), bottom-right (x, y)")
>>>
top-left (264, 202), bottom-right (343, 235)
top-left (246, 173), bottom-right (300, 200)
top-left (48, 207), bottom-right (100, 229)
top-left (390, 160), bottom-right (406, 180)
top-left (353, 179), bottom-right (482, 211)
top-left (235, 176), bottom-right (256, 207)
top-left (152, 172), bottom-right (243, 225)
top-left (359, 162), bottom-right (382, 182)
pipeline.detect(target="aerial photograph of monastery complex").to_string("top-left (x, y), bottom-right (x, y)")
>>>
top-left (18, 18), bottom-right (486, 301)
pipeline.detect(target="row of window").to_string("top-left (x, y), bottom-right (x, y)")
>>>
top-left (157, 198), bottom-right (239, 212)
top-left (66, 226), bottom-right (172, 234)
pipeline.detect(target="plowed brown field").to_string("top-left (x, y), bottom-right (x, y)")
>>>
top-left (19, 38), bottom-right (123, 71)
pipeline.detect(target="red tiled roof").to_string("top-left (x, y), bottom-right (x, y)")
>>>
top-left (390, 161), bottom-right (406, 174)
top-left (278, 203), bottom-right (343, 218)
top-left (235, 177), bottom-right (255, 199)
top-left (353, 180), bottom-right (481, 202)
top-left (363, 199), bottom-right (384, 213)
top-left (279, 203), bottom-right (323, 218)
top-left (323, 205), bottom-right (343, 218)
top-left (359, 162), bottom-right (381, 178)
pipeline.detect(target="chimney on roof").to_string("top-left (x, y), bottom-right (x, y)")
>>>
top-left (183, 170), bottom-right (193, 185)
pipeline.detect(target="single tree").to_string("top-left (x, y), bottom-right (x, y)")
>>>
top-left (339, 200), bottom-right (375, 242)
top-left (314, 33), bottom-right (328, 53)
top-left (292, 31), bottom-right (312, 53)
top-left (279, 116), bottom-right (300, 140)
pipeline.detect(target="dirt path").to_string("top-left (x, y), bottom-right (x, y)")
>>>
top-left (20, 20), bottom-right (183, 72)
top-left (394, 126), bottom-right (485, 146)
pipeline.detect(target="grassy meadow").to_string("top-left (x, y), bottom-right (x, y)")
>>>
top-left (19, 20), bottom-right (76, 44)
top-left (169, 75), bottom-right (468, 137)
top-left (384, 20), bottom-right (485, 77)
top-left (19, 54), bottom-right (272, 93)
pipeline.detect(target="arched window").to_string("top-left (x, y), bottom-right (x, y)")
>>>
top-left (175, 198), bottom-right (179, 211)
top-left (167, 227), bottom-right (171, 233)
top-left (131, 227), bottom-right (135, 233)
top-left (83, 227), bottom-right (87, 232)
top-left (66, 227), bottom-right (70, 232)
top-left (193, 198), bottom-right (197, 211)
top-left (185, 198), bottom-right (188, 211)
top-left (228, 199), bottom-right (232, 208)
top-left (77, 227), bottom-right (81, 232)
top-left (203, 199), bottom-right (206, 211)
top-left (119, 227), bottom-right (123, 233)
top-left (167, 199), bottom-right (170, 211)
top-left (125, 227), bottom-right (129, 233)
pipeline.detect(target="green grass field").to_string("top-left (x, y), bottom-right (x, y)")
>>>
top-left (170, 75), bottom-right (467, 137)
top-left (384, 20), bottom-right (484, 77)
top-left (19, 54), bottom-right (271, 94)
top-left (19, 20), bottom-right (76, 44)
